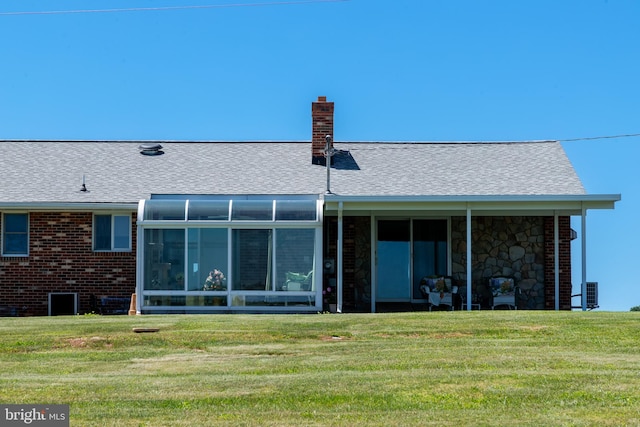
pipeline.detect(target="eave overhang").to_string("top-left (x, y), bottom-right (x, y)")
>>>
top-left (0, 202), bottom-right (138, 212)
top-left (323, 194), bottom-right (621, 216)
top-left (0, 194), bottom-right (621, 216)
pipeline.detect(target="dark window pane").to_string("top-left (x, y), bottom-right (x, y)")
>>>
top-left (3, 213), bottom-right (29, 254)
top-left (188, 200), bottom-right (230, 221)
top-left (413, 219), bottom-right (448, 299)
top-left (413, 219), bottom-right (447, 241)
top-left (3, 234), bottom-right (28, 255)
top-left (188, 228), bottom-right (228, 291)
top-left (275, 229), bottom-right (315, 291)
top-left (144, 200), bottom-right (186, 220)
top-left (94, 215), bottom-right (112, 250)
top-left (378, 220), bottom-right (410, 241)
top-left (231, 200), bottom-right (273, 221)
top-left (275, 200), bottom-right (317, 221)
top-left (144, 229), bottom-right (186, 290)
top-left (4, 213), bottom-right (28, 232)
top-left (113, 215), bottom-right (130, 249)
top-left (232, 229), bottom-right (272, 290)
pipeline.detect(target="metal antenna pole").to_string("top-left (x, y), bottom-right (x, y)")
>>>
top-left (325, 135), bottom-right (333, 194)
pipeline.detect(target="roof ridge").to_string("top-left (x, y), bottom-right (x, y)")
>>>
top-left (0, 139), bottom-right (558, 144)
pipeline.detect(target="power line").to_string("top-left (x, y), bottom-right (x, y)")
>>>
top-left (0, 0), bottom-right (348, 16)
top-left (556, 133), bottom-right (640, 142)
top-left (344, 132), bottom-right (640, 149)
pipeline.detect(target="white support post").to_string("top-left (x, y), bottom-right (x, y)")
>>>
top-left (135, 202), bottom-right (145, 315)
top-left (581, 206), bottom-right (587, 311)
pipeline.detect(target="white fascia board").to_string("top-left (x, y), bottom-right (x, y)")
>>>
top-left (0, 202), bottom-right (138, 211)
top-left (323, 194), bottom-right (620, 214)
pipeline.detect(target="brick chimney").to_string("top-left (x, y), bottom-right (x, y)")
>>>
top-left (311, 96), bottom-right (334, 165)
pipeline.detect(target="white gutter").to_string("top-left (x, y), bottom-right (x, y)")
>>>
top-left (324, 194), bottom-right (618, 211)
top-left (323, 194), bottom-right (620, 204)
top-left (0, 202), bottom-right (137, 211)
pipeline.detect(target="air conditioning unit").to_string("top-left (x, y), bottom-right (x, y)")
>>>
top-left (586, 282), bottom-right (598, 309)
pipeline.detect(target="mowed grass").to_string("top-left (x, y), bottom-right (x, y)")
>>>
top-left (0, 311), bottom-right (639, 426)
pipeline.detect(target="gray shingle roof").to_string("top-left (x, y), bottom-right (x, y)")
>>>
top-left (0, 140), bottom-right (585, 204)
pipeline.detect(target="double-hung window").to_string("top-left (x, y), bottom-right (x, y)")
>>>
top-left (94, 214), bottom-right (131, 251)
top-left (2, 213), bottom-right (29, 256)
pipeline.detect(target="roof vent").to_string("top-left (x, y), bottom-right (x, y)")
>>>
top-left (139, 143), bottom-right (164, 156)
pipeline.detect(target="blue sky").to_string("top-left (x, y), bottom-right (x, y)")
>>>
top-left (1, 0), bottom-right (638, 310)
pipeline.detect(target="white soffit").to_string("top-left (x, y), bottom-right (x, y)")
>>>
top-left (323, 194), bottom-right (621, 215)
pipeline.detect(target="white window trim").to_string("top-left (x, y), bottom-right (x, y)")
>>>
top-left (93, 213), bottom-right (132, 252)
top-left (1, 212), bottom-right (29, 257)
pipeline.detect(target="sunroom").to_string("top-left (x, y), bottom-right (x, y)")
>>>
top-left (136, 195), bottom-right (323, 313)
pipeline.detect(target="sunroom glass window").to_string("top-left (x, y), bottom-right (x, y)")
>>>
top-left (144, 200), bottom-right (186, 220)
top-left (188, 200), bottom-right (230, 221)
top-left (275, 200), bottom-right (317, 221)
top-left (231, 200), bottom-right (273, 221)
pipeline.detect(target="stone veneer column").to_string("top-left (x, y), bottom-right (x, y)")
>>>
top-left (451, 216), bottom-right (546, 309)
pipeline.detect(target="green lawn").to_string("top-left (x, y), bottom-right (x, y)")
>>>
top-left (0, 311), bottom-right (638, 426)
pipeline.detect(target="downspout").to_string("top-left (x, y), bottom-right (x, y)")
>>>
top-left (466, 206), bottom-right (472, 311)
top-left (581, 205), bottom-right (587, 311)
top-left (554, 212), bottom-right (560, 311)
top-left (337, 201), bottom-right (343, 313)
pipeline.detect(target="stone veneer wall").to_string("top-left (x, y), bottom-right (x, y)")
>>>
top-left (0, 212), bottom-right (137, 316)
top-left (451, 216), bottom-right (572, 310)
top-left (451, 216), bottom-right (546, 309)
top-left (352, 216), bottom-right (372, 311)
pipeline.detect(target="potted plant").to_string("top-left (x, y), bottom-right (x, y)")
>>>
top-left (203, 269), bottom-right (226, 291)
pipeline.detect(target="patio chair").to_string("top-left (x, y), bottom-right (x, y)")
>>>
top-left (419, 276), bottom-right (453, 311)
top-left (489, 277), bottom-right (519, 309)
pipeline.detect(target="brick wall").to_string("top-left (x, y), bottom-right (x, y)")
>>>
top-left (543, 216), bottom-right (573, 310)
top-left (311, 96), bottom-right (334, 164)
top-left (323, 216), bottom-right (370, 312)
top-left (0, 211), bottom-right (137, 316)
